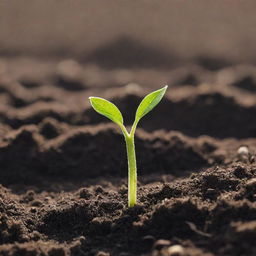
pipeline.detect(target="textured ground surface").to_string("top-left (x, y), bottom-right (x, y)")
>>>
top-left (0, 56), bottom-right (256, 255)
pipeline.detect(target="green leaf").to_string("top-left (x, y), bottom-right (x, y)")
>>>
top-left (89, 97), bottom-right (123, 125)
top-left (135, 85), bottom-right (168, 123)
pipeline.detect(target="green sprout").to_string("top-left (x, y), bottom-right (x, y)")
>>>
top-left (89, 85), bottom-right (168, 207)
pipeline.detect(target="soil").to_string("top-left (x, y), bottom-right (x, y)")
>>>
top-left (0, 56), bottom-right (256, 256)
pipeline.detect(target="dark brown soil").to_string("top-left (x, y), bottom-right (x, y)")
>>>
top-left (0, 57), bottom-right (256, 256)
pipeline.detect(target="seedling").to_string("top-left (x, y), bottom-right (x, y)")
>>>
top-left (89, 86), bottom-right (168, 207)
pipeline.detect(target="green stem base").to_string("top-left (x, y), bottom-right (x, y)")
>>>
top-left (125, 135), bottom-right (137, 207)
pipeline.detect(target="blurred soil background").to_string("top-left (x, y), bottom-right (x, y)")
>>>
top-left (1, 0), bottom-right (256, 64)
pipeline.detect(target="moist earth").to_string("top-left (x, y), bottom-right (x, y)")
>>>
top-left (0, 56), bottom-right (256, 256)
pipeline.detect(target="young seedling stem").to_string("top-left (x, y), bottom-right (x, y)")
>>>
top-left (89, 85), bottom-right (167, 207)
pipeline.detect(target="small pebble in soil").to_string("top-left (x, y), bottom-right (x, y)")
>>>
top-left (237, 146), bottom-right (249, 162)
top-left (167, 245), bottom-right (186, 256)
top-left (154, 239), bottom-right (171, 250)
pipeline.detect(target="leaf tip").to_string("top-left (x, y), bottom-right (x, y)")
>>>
top-left (89, 96), bottom-right (98, 104)
top-left (157, 85), bottom-right (168, 97)
top-left (157, 85), bottom-right (168, 95)
top-left (163, 85), bottom-right (168, 91)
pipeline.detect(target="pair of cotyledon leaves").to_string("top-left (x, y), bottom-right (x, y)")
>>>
top-left (89, 85), bottom-right (168, 129)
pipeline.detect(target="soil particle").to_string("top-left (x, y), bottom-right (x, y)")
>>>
top-left (167, 245), bottom-right (186, 256)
